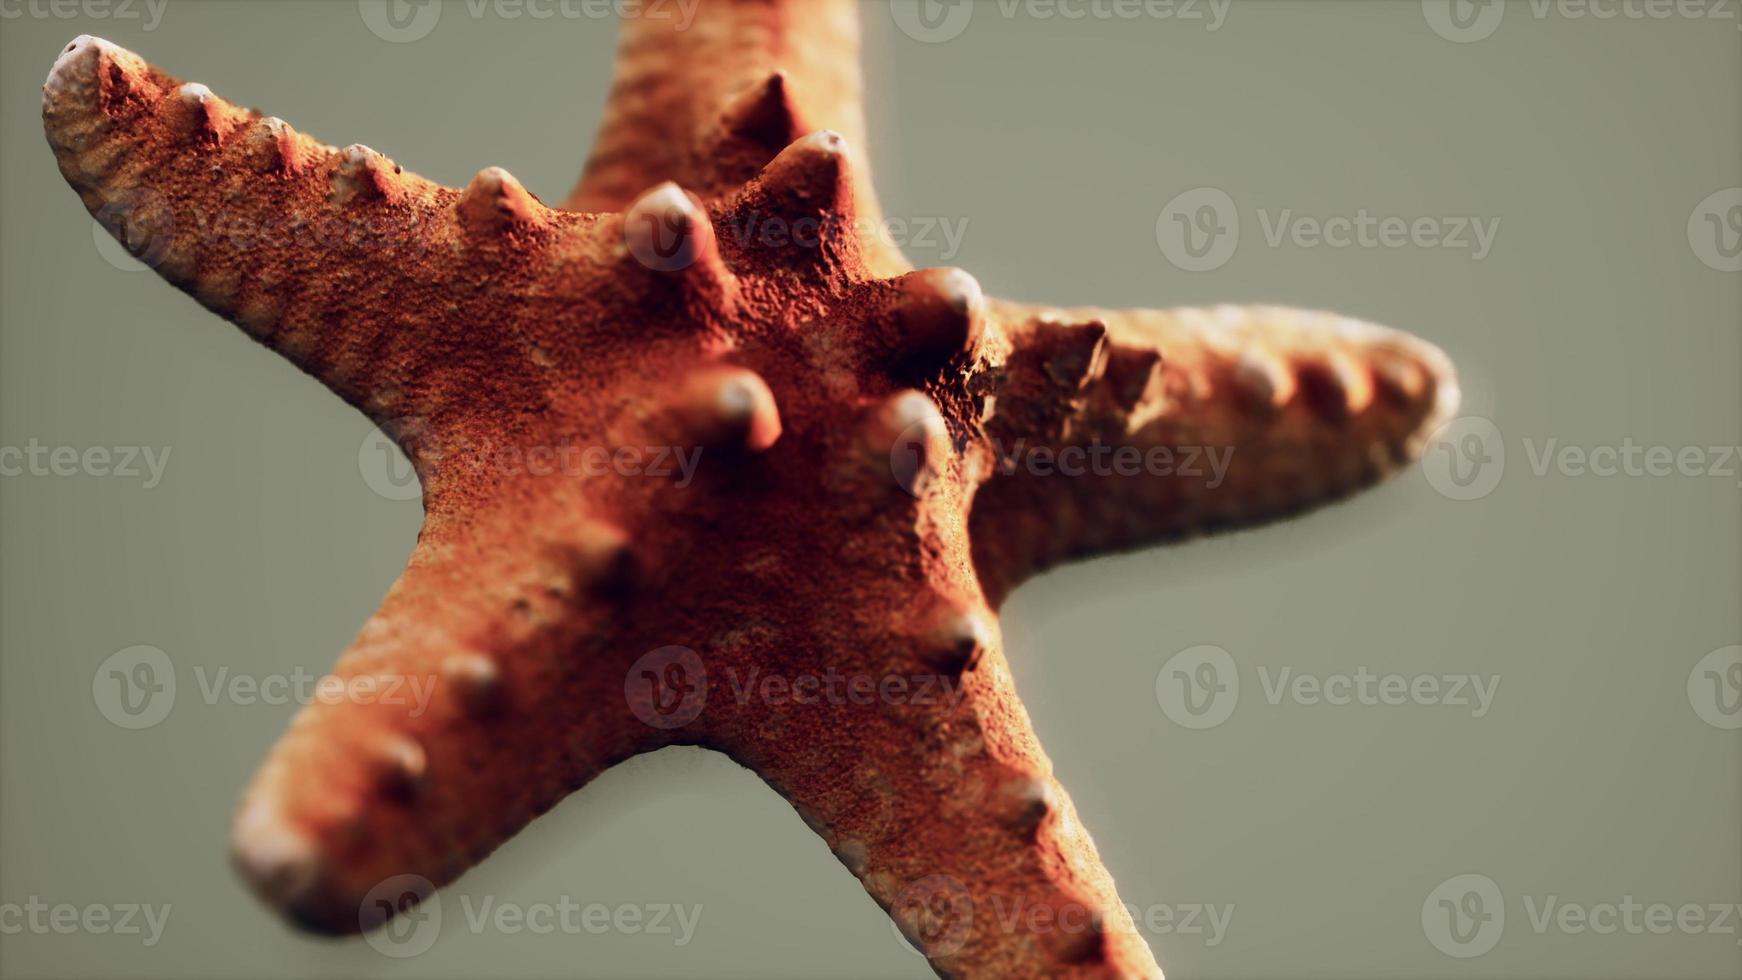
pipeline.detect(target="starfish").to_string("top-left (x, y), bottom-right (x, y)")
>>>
top-left (42, 4), bottom-right (1457, 977)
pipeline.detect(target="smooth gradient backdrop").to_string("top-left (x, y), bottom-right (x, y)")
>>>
top-left (1, 2), bottom-right (1738, 978)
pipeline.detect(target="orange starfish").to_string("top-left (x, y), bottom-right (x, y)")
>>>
top-left (42, 4), bottom-right (1456, 977)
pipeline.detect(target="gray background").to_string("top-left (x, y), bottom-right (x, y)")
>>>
top-left (2, 1), bottom-right (1739, 977)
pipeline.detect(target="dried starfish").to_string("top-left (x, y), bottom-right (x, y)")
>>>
top-left (42, 4), bottom-right (1456, 977)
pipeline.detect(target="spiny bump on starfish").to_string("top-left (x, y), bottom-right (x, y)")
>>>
top-left (569, 519), bottom-right (640, 597)
top-left (672, 365), bottom-right (783, 453)
top-left (1049, 909), bottom-right (1111, 965)
top-left (439, 651), bottom-right (504, 718)
top-left (1099, 345), bottom-right (1165, 415)
top-left (718, 129), bottom-right (858, 270)
top-left (1297, 348), bottom-right (1375, 421)
top-left (456, 166), bottom-right (545, 234)
top-left (167, 81), bottom-right (237, 145)
top-left (370, 733), bottom-right (428, 801)
top-left (1232, 347), bottom-right (1296, 415)
top-left (919, 601), bottom-right (996, 674)
top-left (329, 144), bottom-right (405, 206)
top-left (623, 180), bottom-right (725, 277)
top-left (757, 129), bottom-right (850, 206)
top-left (884, 266), bottom-right (987, 375)
top-left (867, 389), bottom-right (952, 498)
top-left (709, 71), bottom-right (809, 176)
top-left (997, 775), bottom-right (1055, 836)
top-left (244, 116), bottom-right (307, 176)
top-left (1039, 317), bottom-right (1113, 392)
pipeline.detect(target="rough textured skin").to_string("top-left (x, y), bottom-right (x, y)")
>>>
top-left (41, 5), bottom-right (1456, 978)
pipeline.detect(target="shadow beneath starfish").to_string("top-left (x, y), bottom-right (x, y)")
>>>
top-left (1001, 471), bottom-right (1435, 623)
top-left (462, 746), bottom-right (737, 877)
top-left (427, 745), bottom-right (926, 974)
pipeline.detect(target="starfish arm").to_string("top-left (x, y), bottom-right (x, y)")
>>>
top-left (229, 507), bottom-right (642, 934)
top-left (971, 299), bottom-right (1458, 603)
top-left (728, 637), bottom-right (1161, 979)
top-left (42, 36), bottom-right (575, 423)
top-left (565, 0), bottom-right (903, 273)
